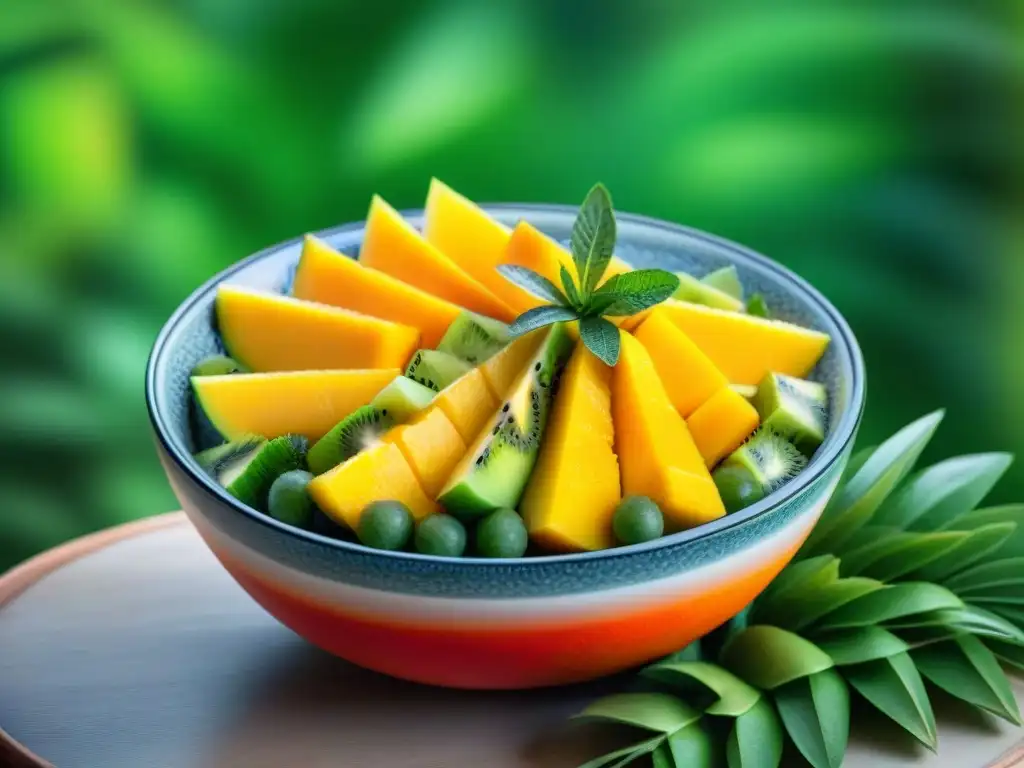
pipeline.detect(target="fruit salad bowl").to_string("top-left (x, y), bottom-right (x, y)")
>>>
top-left (146, 200), bottom-right (865, 690)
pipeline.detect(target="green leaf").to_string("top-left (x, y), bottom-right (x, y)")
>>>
top-left (965, 585), bottom-right (1024, 605)
top-left (702, 265), bottom-right (744, 301)
top-left (990, 604), bottom-right (1024, 627)
top-left (746, 293), bottom-right (770, 318)
top-left (769, 577), bottom-right (884, 632)
top-left (839, 531), bottom-right (956, 577)
top-left (817, 583), bottom-right (963, 630)
top-left (855, 531), bottom-right (968, 582)
top-left (845, 652), bottom-right (937, 749)
top-left (508, 306), bottom-right (577, 336)
top-left (812, 627), bottom-right (910, 665)
top-left (804, 410), bottom-right (944, 555)
top-left (872, 453), bottom-right (1013, 531)
top-left (589, 270), bottom-right (680, 316)
top-left (666, 723), bottom-right (716, 768)
top-left (727, 697), bottom-right (783, 768)
top-left (914, 635), bottom-right (1022, 724)
top-left (571, 182), bottom-right (616, 297)
top-left (837, 445), bottom-right (877, 490)
top-left (495, 265), bottom-right (568, 306)
top-left (643, 661), bottom-right (760, 716)
top-left (946, 558), bottom-right (1024, 594)
top-left (753, 555), bottom-right (839, 617)
top-left (888, 605), bottom-right (1024, 644)
top-left (577, 735), bottom-right (665, 768)
top-left (574, 693), bottom-right (701, 733)
top-left (774, 669), bottom-right (849, 768)
top-left (651, 743), bottom-right (673, 768)
top-left (720, 626), bottom-right (833, 690)
top-left (909, 522), bottom-right (1016, 582)
top-left (945, 504), bottom-right (1024, 557)
top-left (579, 316), bottom-right (620, 366)
top-left (987, 639), bottom-right (1024, 672)
top-left (560, 264), bottom-right (581, 308)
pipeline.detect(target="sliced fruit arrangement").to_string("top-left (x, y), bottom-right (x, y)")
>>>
top-left (189, 180), bottom-right (835, 556)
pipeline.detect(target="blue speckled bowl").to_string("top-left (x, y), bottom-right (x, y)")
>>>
top-left (146, 205), bottom-right (865, 689)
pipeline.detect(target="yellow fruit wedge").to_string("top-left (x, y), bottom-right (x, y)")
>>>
top-left (308, 442), bottom-right (439, 530)
top-left (659, 300), bottom-right (830, 385)
top-left (633, 308), bottom-right (729, 418)
top-left (192, 369), bottom-right (399, 442)
top-left (293, 235), bottom-right (461, 349)
top-left (423, 178), bottom-right (516, 305)
top-left (383, 407), bottom-right (467, 498)
top-left (479, 328), bottom-right (546, 400)
top-left (687, 387), bottom-right (761, 468)
top-left (612, 333), bottom-right (725, 529)
top-left (521, 345), bottom-right (621, 552)
top-left (359, 195), bottom-right (515, 322)
top-left (216, 285), bottom-right (418, 372)
top-left (431, 368), bottom-right (500, 444)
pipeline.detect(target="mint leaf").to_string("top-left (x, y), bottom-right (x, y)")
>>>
top-left (507, 306), bottom-right (576, 336)
top-left (560, 264), bottom-right (581, 308)
top-left (589, 269), bottom-right (680, 316)
top-left (496, 265), bottom-right (568, 306)
top-left (571, 183), bottom-right (617, 298)
top-left (579, 316), bottom-right (620, 366)
top-left (747, 293), bottom-right (770, 318)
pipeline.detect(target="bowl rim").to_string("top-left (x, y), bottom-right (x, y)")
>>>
top-left (146, 202), bottom-right (866, 566)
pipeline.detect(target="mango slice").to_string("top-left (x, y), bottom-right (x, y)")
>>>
top-left (359, 196), bottom-right (515, 322)
top-left (687, 387), bottom-right (761, 468)
top-left (383, 407), bottom-right (467, 498)
top-left (521, 345), bottom-right (621, 552)
top-left (216, 285), bottom-right (418, 372)
top-left (192, 369), bottom-right (399, 442)
top-left (423, 178), bottom-right (516, 306)
top-left (479, 328), bottom-right (546, 400)
top-left (633, 308), bottom-right (729, 418)
top-left (293, 235), bottom-right (461, 349)
top-left (308, 442), bottom-right (439, 530)
top-left (431, 368), bottom-right (499, 444)
top-left (659, 300), bottom-right (830, 385)
top-left (612, 333), bottom-right (725, 529)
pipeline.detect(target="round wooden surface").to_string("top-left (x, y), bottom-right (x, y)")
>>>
top-left (1, 513), bottom-right (1022, 768)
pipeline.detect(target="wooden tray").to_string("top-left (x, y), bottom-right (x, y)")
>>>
top-left (1, 513), bottom-right (1021, 768)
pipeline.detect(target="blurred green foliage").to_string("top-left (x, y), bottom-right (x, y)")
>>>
top-left (1, 0), bottom-right (1021, 570)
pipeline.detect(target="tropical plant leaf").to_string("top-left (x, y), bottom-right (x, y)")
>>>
top-left (887, 605), bottom-right (1024, 644)
top-left (944, 505), bottom-right (1024, 557)
top-left (812, 627), bottom-right (910, 666)
top-left (727, 697), bottom-right (783, 768)
top-left (946, 558), bottom-right (1024, 595)
top-left (913, 635), bottom-right (1023, 724)
top-left (508, 306), bottom-right (577, 336)
top-left (589, 270), bottom-right (679, 316)
top-left (816, 582), bottom-right (963, 630)
top-left (720, 626), bottom-right (833, 690)
top-left (909, 522), bottom-right (1016, 583)
top-left (495, 265), bottom-right (568, 306)
top-left (574, 693), bottom-right (701, 733)
top-left (804, 410), bottom-right (944, 555)
top-left (986, 639), bottom-right (1024, 672)
top-left (770, 577), bottom-right (884, 632)
top-left (665, 723), bottom-right (716, 768)
top-left (570, 182), bottom-right (616, 296)
top-left (560, 264), bottom-right (581, 308)
top-left (774, 669), bottom-right (849, 768)
top-left (989, 604), bottom-right (1024, 629)
top-left (845, 652), bottom-right (937, 749)
top-left (873, 453), bottom-right (1013, 531)
top-left (579, 316), bottom-right (620, 366)
top-left (651, 743), bottom-right (673, 768)
top-left (643, 661), bottom-right (760, 717)
top-left (577, 734), bottom-right (665, 768)
top-left (833, 525), bottom-right (900, 557)
top-left (964, 585), bottom-right (1024, 605)
top-left (753, 555), bottom-right (839, 617)
top-left (856, 531), bottom-right (968, 582)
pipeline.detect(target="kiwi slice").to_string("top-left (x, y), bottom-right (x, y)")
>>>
top-left (371, 376), bottom-right (435, 422)
top-left (307, 405), bottom-right (394, 475)
top-left (753, 373), bottom-right (828, 456)
top-left (438, 323), bottom-right (573, 518)
top-left (713, 429), bottom-right (807, 513)
top-left (673, 272), bottom-right (744, 312)
top-left (701, 266), bottom-right (743, 301)
top-left (191, 354), bottom-right (247, 377)
top-left (195, 434), bottom-right (308, 510)
top-left (405, 349), bottom-right (471, 392)
top-left (437, 311), bottom-right (511, 364)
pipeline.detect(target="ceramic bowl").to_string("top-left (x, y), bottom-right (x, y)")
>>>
top-left (146, 204), bottom-right (865, 690)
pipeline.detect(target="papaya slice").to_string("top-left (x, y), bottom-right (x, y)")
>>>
top-left (431, 368), bottom-right (500, 444)
top-left (478, 328), bottom-right (546, 400)
top-left (611, 332), bottom-right (725, 530)
top-left (192, 369), bottom-right (399, 442)
top-left (659, 300), bottom-right (830, 385)
top-left (359, 195), bottom-right (515, 322)
top-left (383, 407), bottom-right (467, 497)
top-left (293, 235), bottom-right (461, 349)
top-left (216, 285), bottom-right (418, 372)
top-left (521, 344), bottom-right (621, 552)
top-left (686, 387), bottom-right (761, 468)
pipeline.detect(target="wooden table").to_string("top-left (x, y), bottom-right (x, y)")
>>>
top-left (1, 513), bottom-right (1022, 768)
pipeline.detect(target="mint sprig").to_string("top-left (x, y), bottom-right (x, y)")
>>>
top-left (497, 183), bottom-right (680, 366)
